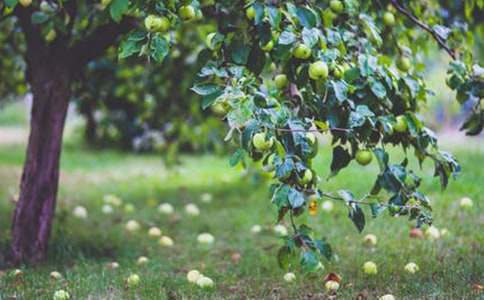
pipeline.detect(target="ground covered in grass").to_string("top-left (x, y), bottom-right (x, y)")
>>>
top-left (0, 129), bottom-right (482, 299)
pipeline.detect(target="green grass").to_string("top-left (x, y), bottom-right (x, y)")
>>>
top-left (0, 101), bottom-right (28, 127)
top-left (0, 137), bottom-right (482, 299)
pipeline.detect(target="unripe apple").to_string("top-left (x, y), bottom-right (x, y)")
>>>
top-left (363, 234), bottom-right (377, 246)
top-left (397, 56), bottom-right (411, 72)
top-left (101, 0), bottom-right (112, 9)
top-left (308, 61), bottom-right (329, 80)
top-left (45, 29), bottom-right (57, 43)
top-left (362, 261), bottom-right (377, 275)
top-left (394, 115), bottom-right (408, 133)
top-left (299, 169), bottom-right (313, 185)
top-left (196, 276), bottom-right (214, 288)
top-left (355, 149), bottom-right (373, 166)
top-left (333, 65), bottom-right (344, 79)
top-left (53, 290), bottom-right (70, 300)
top-left (201, 0), bottom-right (215, 6)
top-left (252, 132), bottom-right (274, 151)
top-left (40, 1), bottom-right (53, 13)
top-left (187, 270), bottom-right (201, 283)
top-left (293, 44), bottom-right (311, 59)
top-left (205, 32), bottom-right (217, 49)
top-left (144, 15), bottom-right (168, 32)
top-left (246, 6), bottom-right (255, 20)
top-left (325, 280), bottom-right (340, 291)
top-left (179, 5), bottom-right (196, 21)
top-left (261, 40), bottom-right (274, 52)
top-left (19, 0), bottom-right (32, 7)
top-left (126, 274), bottom-right (141, 288)
top-left (383, 12), bottom-right (395, 26)
top-left (283, 272), bottom-right (296, 282)
top-left (459, 196), bottom-right (473, 208)
top-left (329, 0), bottom-right (344, 14)
top-left (404, 262), bottom-right (419, 274)
top-left (274, 74), bottom-right (288, 90)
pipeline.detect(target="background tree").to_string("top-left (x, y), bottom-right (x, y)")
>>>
top-left (0, 0), bottom-right (481, 269)
top-left (73, 26), bottom-right (227, 158)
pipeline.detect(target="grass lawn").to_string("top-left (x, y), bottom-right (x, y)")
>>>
top-left (0, 131), bottom-right (482, 299)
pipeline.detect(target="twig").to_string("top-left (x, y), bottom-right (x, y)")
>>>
top-left (390, 0), bottom-right (456, 60)
top-left (321, 191), bottom-right (420, 210)
top-left (275, 127), bottom-right (350, 133)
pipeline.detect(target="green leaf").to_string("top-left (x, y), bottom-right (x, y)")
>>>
top-left (370, 80), bottom-right (387, 99)
top-left (110, 0), bottom-right (129, 22)
top-left (279, 31), bottom-right (296, 45)
top-left (329, 146), bottom-right (351, 177)
top-left (348, 202), bottom-right (365, 232)
top-left (229, 149), bottom-right (245, 167)
top-left (201, 91), bottom-right (223, 110)
top-left (314, 239), bottom-right (332, 260)
top-left (295, 7), bottom-right (318, 28)
top-left (31, 12), bottom-right (50, 24)
top-left (300, 250), bottom-right (320, 273)
top-left (4, 0), bottom-right (18, 8)
top-left (150, 35), bottom-right (169, 63)
top-left (369, 203), bottom-right (385, 218)
top-left (277, 246), bottom-right (292, 270)
top-left (332, 81), bottom-right (348, 103)
top-left (272, 184), bottom-right (290, 208)
top-left (288, 188), bottom-right (305, 209)
top-left (118, 39), bottom-right (142, 59)
top-left (191, 83), bottom-right (222, 96)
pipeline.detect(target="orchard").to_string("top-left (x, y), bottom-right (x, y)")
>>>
top-left (0, 0), bottom-right (482, 298)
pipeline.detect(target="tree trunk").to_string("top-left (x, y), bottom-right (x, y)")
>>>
top-left (10, 65), bottom-right (71, 265)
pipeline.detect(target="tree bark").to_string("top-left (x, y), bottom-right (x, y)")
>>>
top-left (10, 64), bottom-right (71, 265)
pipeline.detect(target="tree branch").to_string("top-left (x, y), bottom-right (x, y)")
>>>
top-left (390, 0), bottom-right (456, 60)
top-left (70, 17), bottom-right (137, 69)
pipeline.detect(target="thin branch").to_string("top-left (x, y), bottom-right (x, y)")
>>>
top-left (275, 127), bottom-right (350, 133)
top-left (321, 192), bottom-right (420, 211)
top-left (69, 17), bottom-right (137, 69)
top-left (390, 0), bottom-right (456, 60)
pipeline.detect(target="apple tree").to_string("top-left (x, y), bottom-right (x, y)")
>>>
top-left (0, 0), bottom-right (481, 269)
top-left (124, 0), bottom-right (481, 272)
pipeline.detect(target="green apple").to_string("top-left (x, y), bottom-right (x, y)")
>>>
top-left (19, 0), bottom-right (32, 7)
top-left (383, 12), bottom-right (395, 26)
top-left (40, 1), bottom-right (53, 12)
top-left (329, 0), bottom-right (344, 14)
top-left (274, 74), bottom-right (288, 90)
top-left (205, 32), bottom-right (217, 49)
top-left (299, 169), bottom-right (313, 185)
top-left (45, 29), bottom-right (57, 43)
top-left (179, 5), bottom-right (196, 21)
top-left (355, 149), bottom-right (373, 166)
top-left (293, 44), bottom-right (311, 59)
top-left (309, 61), bottom-right (329, 80)
top-left (333, 65), bottom-right (344, 79)
top-left (252, 132), bottom-right (274, 151)
top-left (394, 115), bottom-right (408, 132)
top-left (158, 17), bottom-right (170, 32)
top-left (144, 15), bottom-right (169, 32)
top-left (201, 0), bottom-right (215, 6)
top-left (397, 56), bottom-right (411, 72)
top-left (127, 274), bottom-right (141, 288)
top-left (363, 261), bottom-right (377, 275)
top-left (261, 40), bottom-right (274, 52)
top-left (246, 6), bottom-right (256, 20)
